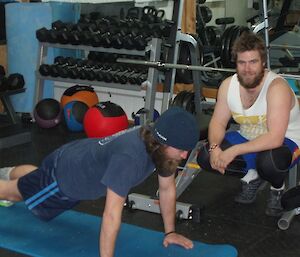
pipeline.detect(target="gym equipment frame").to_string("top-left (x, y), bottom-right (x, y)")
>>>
top-left (127, 140), bottom-right (204, 222)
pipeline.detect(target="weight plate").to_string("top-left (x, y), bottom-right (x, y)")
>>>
top-left (172, 91), bottom-right (189, 108)
top-left (220, 25), bottom-right (235, 67)
top-left (200, 6), bottom-right (213, 23)
top-left (221, 25), bottom-right (237, 67)
top-left (226, 25), bottom-right (240, 68)
top-left (185, 92), bottom-right (196, 114)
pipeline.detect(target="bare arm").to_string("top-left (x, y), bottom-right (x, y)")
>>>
top-left (208, 77), bottom-right (233, 146)
top-left (100, 188), bottom-right (126, 257)
top-left (158, 174), bottom-right (193, 249)
top-left (208, 78), bottom-right (234, 173)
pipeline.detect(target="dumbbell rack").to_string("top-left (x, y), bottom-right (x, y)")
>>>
top-left (34, 38), bottom-right (162, 123)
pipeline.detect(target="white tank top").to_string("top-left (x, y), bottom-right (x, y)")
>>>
top-left (227, 71), bottom-right (300, 147)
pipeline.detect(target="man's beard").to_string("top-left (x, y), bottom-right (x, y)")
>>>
top-left (152, 146), bottom-right (181, 177)
top-left (237, 68), bottom-right (265, 89)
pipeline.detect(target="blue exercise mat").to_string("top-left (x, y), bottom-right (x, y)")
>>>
top-left (0, 203), bottom-right (238, 257)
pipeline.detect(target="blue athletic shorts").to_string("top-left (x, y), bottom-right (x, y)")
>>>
top-left (225, 131), bottom-right (300, 172)
top-left (17, 167), bottom-right (79, 221)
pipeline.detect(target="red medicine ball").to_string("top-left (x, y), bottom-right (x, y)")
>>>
top-left (83, 101), bottom-right (129, 138)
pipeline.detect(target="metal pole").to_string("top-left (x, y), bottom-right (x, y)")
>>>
top-left (270, 44), bottom-right (300, 50)
top-left (117, 58), bottom-right (300, 81)
top-left (262, 0), bottom-right (271, 69)
top-left (117, 58), bottom-right (236, 73)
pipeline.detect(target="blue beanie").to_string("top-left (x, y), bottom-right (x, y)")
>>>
top-left (152, 107), bottom-right (199, 151)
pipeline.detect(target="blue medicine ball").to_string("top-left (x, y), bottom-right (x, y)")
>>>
top-left (132, 108), bottom-right (160, 125)
top-left (63, 101), bottom-right (89, 132)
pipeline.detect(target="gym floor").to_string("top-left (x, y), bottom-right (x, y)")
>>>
top-left (0, 122), bottom-right (300, 257)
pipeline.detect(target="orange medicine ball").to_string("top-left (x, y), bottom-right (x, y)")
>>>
top-left (60, 85), bottom-right (99, 108)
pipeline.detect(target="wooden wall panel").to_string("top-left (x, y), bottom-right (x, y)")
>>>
top-left (0, 44), bottom-right (7, 72)
top-left (182, 0), bottom-right (196, 34)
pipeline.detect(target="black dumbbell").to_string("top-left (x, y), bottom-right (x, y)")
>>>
top-left (6, 73), bottom-right (25, 90)
top-left (50, 57), bottom-right (76, 77)
top-left (68, 31), bottom-right (84, 45)
top-left (39, 56), bottom-right (66, 76)
top-left (52, 21), bottom-right (75, 44)
top-left (0, 65), bottom-right (5, 77)
top-left (128, 71), bottom-right (147, 85)
top-left (76, 60), bottom-right (101, 81)
top-left (0, 76), bottom-right (8, 92)
top-left (82, 63), bottom-right (111, 81)
top-left (113, 70), bottom-right (136, 84)
top-left (102, 64), bottom-right (127, 83)
top-left (99, 32), bottom-right (114, 48)
top-left (110, 33), bottom-right (124, 49)
top-left (89, 32), bottom-right (104, 47)
top-left (133, 34), bottom-right (150, 50)
top-left (47, 28), bottom-right (61, 44)
top-left (72, 60), bottom-right (94, 80)
top-left (36, 27), bottom-right (50, 42)
top-left (122, 33), bottom-right (135, 50)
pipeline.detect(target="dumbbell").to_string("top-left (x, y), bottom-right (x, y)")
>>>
top-left (127, 71), bottom-right (148, 85)
top-left (135, 72), bottom-right (148, 85)
top-left (112, 69), bottom-right (136, 84)
top-left (156, 20), bottom-right (174, 37)
top-left (0, 65), bottom-right (5, 77)
top-left (6, 74), bottom-right (25, 90)
top-left (51, 20), bottom-right (75, 44)
top-left (0, 73), bottom-right (25, 91)
top-left (97, 31), bottom-right (115, 48)
top-left (62, 58), bottom-right (96, 79)
top-left (78, 20), bottom-right (109, 46)
top-left (49, 57), bottom-right (76, 77)
top-left (39, 56), bottom-right (66, 77)
top-left (118, 19), bottom-right (143, 37)
top-left (75, 60), bottom-right (101, 81)
top-left (101, 64), bottom-right (127, 83)
top-left (70, 59), bottom-right (99, 80)
top-left (85, 63), bottom-right (113, 81)
top-left (110, 33), bottom-right (125, 49)
top-left (0, 76), bottom-right (8, 92)
top-left (88, 31), bottom-right (105, 47)
top-left (122, 33), bottom-right (135, 50)
top-left (133, 34), bottom-right (150, 50)
top-left (36, 27), bottom-right (50, 42)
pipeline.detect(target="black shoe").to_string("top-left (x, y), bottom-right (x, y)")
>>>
top-left (265, 189), bottom-right (284, 217)
top-left (234, 177), bottom-right (267, 204)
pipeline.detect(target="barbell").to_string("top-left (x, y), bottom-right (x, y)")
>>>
top-left (117, 59), bottom-right (300, 82)
top-left (117, 58), bottom-right (236, 73)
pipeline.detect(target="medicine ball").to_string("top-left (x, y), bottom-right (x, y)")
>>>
top-left (60, 85), bottom-right (99, 108)
top-left (63, 101), bottom-right (89, 132)
top-left (83, 101), bottom-right (129, 138)
top-left (132, 108), bottom-right (160, 125)
top-left (34, 98), bottom-right (62, 128)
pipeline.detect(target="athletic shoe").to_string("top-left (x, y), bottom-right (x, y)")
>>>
top-left (0, 200), bottom-right (14, 207)
top-left (0, 167), bottom-right (14, 207)
top-left (265, 189), bottom-right (284, 217)
top-left (0, 167), bottom-right (14, 180)
top-left (234, 177), bottom-right (267, 204)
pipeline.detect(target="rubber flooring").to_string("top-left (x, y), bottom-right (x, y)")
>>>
top-left (0, 123), bottom-right (299, 257)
